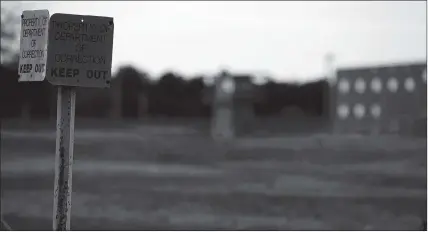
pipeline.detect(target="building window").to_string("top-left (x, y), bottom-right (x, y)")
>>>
top-left (337, 104), bottom-right (349, 119)
top-left (221, 78), bottom-right (235, 95)
top-left (370, 104), bottom-right (381, 119)
top-left (404, 77), bottom-right (415, 92)
top-left (387, 77), bottom-right (399, 93)
top-left (354, 78), bottom-right (366, 94)
top-left (353, 103), bottom-right (365, 119)
top-left (338, 79), bottom-right (350, 94)
top-left (371, 77), bottom-right (382, 93)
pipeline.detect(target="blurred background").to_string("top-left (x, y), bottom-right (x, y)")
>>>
top-left (1, 1), bottom-right (427, 231)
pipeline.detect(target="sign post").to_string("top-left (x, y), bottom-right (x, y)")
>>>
top-left (52, 85), bottom-right (76, 230)
top-left (18, 11), bottom-right (114, 230)
top-left (46, 13), bottom-right (114, 230)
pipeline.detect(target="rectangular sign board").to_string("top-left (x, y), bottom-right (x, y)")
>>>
top-left (46, 13), bottom-right (114, 88)
top-left (18, 10), bottom-right (50, 82)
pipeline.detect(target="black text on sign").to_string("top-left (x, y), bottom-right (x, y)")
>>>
top-left (51, 67), bottom-right (80, 78)
top-left (87, 70), bottom-right (108, 79)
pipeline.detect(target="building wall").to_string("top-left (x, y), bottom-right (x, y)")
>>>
top-left (333, 62), bottom-right (426, 135)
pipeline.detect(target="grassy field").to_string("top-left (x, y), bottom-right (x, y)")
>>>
top-left (1, 119), bottom-right (426, 230)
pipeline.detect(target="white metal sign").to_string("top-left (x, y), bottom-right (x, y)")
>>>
top-left (18, 10), bottom-right (49, 82)
top-left (46, 13), bottom-right (114, 88)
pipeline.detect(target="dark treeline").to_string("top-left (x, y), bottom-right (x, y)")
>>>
top-left (0, 64), bottom-right (330, 119)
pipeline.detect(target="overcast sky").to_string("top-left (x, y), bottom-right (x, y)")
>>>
top-left (4, 1), bottom-right (427, 82)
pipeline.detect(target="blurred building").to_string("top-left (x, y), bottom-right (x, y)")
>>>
top-left (211, 72), bottom-right (235, 140)
top-left (332, 62), bottom-right (427, 136)
top-left (205, 72), bottom-right (260, 140)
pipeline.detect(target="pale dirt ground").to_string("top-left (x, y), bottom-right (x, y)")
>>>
top-left (1, 120), bottom-right (426, 230)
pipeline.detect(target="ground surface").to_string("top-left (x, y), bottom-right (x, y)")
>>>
top-left (1, 119), bottom-right (427, 230)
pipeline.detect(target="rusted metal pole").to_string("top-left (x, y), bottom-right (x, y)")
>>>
top-left (53, 86), bottom-right (76, 231)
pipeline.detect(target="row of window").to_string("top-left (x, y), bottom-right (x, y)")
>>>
top-left (337, 103), bottom-right (381, 120)
top-left (337, 69), bottom-right (426, 94)
top-left (338, 77), bottom-right (416, 94)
